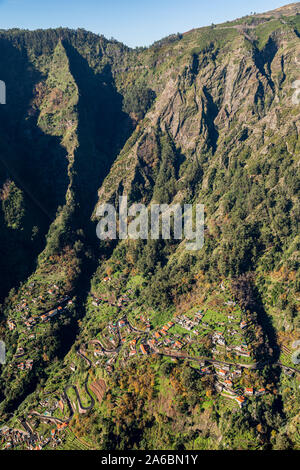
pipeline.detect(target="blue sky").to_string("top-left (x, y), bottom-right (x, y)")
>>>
top-left (0, 0), bottom-right (290, 47)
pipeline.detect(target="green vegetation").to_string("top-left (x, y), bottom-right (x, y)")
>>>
top-left (0, 3), bottom-right (299, 451)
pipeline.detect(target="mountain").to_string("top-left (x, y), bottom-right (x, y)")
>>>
top-left (0, 3), bottom-right (299, 450)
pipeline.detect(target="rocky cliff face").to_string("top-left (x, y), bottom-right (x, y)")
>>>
top-left (95, 7), bottom-right (300, 332)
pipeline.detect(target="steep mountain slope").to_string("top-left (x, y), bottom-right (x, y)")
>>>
top-left (0, 3), bottom-right (299, 450)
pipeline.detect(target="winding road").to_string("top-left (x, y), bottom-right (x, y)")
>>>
top-left (30, 348), bottom-right (95, 425)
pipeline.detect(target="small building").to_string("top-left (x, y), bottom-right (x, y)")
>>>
top-left (93, 349), bottom-right (102, 357)
top-left (7, 320), bottom-right (16, 331)
top-left (224, 379), bottom-right (233, 387)
top-left (129, 349), bottom-right (137, 356)
top-left (235, 396), bottom-right (246, 408)
top-left (140, 344), bottom-right (148, 355)
top-left (25, 360), bottom-right (33, 370)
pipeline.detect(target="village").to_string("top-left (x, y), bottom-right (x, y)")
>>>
top-left (80, 305), bottom-right (267, 410)
top-left (1, 275), bottom-right (298, 450)
top-left (5, 280), bottom-right (74, 378)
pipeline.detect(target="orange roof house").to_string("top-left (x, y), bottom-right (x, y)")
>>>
top-left (129, 349), bottom-right (136, 356)
top-left (235, 396), bottom-right (246, 407)
top-left (140, 344), bottom-right (148, 355)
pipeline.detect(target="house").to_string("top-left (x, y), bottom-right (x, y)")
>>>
top-left (217, 338), bottom-right (226, 346)
top-left (240, 321), bottom-right (247, 329)
top-left (48, 309), bottom-right (58, 318)
top-left (25, 360), bottom-right (33, 370)
top-left (217, 369), bottom-right (227, 377)
top-left (57, 423), bottom-right (68, 432)
top-left (154, 332), bottom-right (161, 339)
top-left (174, 341), bottom-right (183, 349)
top-left (256, 388), bottom-right (266, 396)
top-left (140, 344), bottom-right (148, 355)
top-left (224, 379), bottom-right (233, 387)
top-left (129, 349), bottom-right (137, 356)
top-left (7, 320), bottom-right (16, 331)
top-left (235, 396), bottom-right (246, 408)
top-left (93, 349), bottom-right (103, 357)
top-left (245, 388), bottom-right (254, 396)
